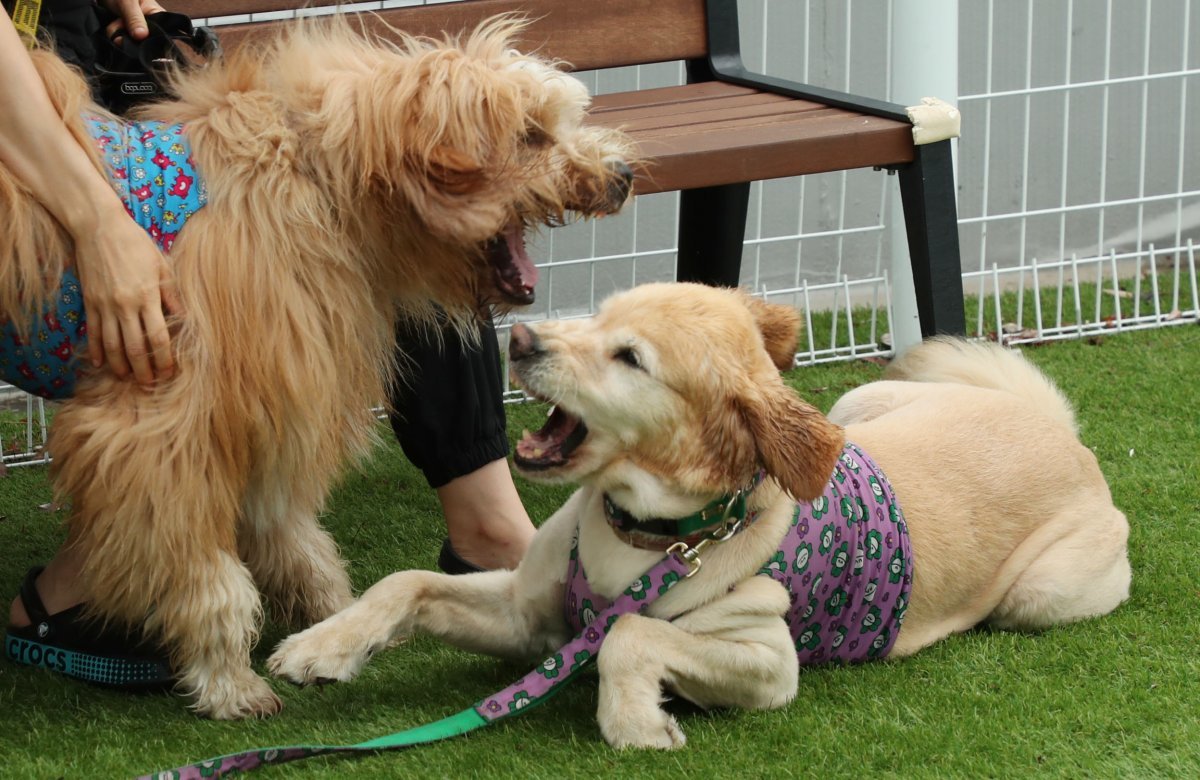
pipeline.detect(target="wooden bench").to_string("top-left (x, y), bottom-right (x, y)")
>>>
top-left (175, 0), bottom-right (966, 337)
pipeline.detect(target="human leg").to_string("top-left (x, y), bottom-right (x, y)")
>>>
top-left (390, 313), bottom-right (534, 571)
top-left (8, 543), bottom-right (86, 628)
top-left (437, 457), bottom-right (535, 571)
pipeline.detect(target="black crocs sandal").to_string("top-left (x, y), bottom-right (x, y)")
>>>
top-left (436, 539), bottom-right (486, 575)
top-left (4, 567), bottom-right (174, 691)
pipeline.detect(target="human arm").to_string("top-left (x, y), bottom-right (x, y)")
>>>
top-left (0, 3), bottom-right (176, 386)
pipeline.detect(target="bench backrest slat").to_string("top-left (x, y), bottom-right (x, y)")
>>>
top-left (175, 0), bottom-right (710, 72)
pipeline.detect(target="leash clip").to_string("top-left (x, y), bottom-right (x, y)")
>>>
top-left (666, 512), bottom-right (745, 578)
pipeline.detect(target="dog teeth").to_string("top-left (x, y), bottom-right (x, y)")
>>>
top-left (521, 428), bottom-right (531, 440)
top-left (532, 447), bottom-right (545, 457)
top-left (548, 405), bottom-right (556, 417)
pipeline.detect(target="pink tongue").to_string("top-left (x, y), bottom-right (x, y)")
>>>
top-left (504, 223), bottom-right (539, 291)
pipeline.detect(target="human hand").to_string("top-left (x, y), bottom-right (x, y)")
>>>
top-left (99, 0), bottom-right (168, 42)
top-left (73, 208), bottom-right (181, 386)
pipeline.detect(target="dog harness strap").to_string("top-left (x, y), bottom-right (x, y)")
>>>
top-left (138, 553), bottom-right (695, 779)
top-left (570, 443), bottom-right (915, 663)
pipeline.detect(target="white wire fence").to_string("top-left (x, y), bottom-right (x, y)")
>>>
top-left (969, 243), bottom-right (1200, 346)
top-left (2, 0), bottom-right (1196, 463)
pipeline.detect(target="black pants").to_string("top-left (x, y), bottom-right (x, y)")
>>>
top-left (389, 317), bottom-right (510, 489)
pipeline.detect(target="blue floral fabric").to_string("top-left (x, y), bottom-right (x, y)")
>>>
top-left (0, 116), bottom-right (206, 398)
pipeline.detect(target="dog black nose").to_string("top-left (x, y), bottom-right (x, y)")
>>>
top-left (509, 323), bottom-right (544, 361)
top-left (606, 160), bottom-right (634, 208)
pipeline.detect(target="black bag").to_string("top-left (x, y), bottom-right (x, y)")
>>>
top-left (90, 6), bottom-right (220, 113)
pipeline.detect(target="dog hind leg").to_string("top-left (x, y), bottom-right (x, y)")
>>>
top-left (826, 381), bottom-right (930, 427)
top-left (986, 502), bottom-right (1131, 631)
top-left (239, 485), bottom-right (353, 630)
top-left (52, 386), bottom-right (281, 719)
top-left (889, 501), bottom-right (1131, 656)
top-left (163, 550), bottom-right (282, 719)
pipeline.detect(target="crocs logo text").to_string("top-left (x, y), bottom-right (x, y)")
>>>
top-left (5, 636), bottom-right (68, 673)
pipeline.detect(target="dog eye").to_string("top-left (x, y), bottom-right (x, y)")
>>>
top-left (522, 127), bottom-right (551, 148)
top-left (613, 346), bottom-right (642, 370)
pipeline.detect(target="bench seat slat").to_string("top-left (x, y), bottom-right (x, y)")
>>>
top-left (587, 86), bottom-right (913, 194)
top-left (595, 96), bottom-right (833, 133)
top-left (591, 89), bottom-right (797, 120)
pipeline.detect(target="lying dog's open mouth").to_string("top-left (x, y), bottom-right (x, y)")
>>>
top-left (514, 404), bottom-right (589, 471)
top-left (487, 222), bottom-right (539, 305)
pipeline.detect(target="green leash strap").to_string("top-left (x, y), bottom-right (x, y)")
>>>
top-left (138, 550), bottom-right (696, 779)
top-left (137, 709), bottom-right (486, 780)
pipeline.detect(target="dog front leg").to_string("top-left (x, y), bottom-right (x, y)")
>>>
top-left (597, 577), bottom-right (796, 750)
top-left (268, 490), bottom-right (581, 686)
top-left (267, 568), bottom-right (559, 685)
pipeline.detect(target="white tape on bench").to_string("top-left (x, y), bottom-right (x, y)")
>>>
top-left (906, 96), bottom-right (961, 145)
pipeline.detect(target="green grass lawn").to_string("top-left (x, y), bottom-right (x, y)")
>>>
top-left (1, 326), bottom-right (1198, 778)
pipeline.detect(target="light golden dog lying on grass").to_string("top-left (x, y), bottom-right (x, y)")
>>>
top-left (269, 282), bottom-right (1131, 748)
top-left (0, 18), bottom-right (631, 719)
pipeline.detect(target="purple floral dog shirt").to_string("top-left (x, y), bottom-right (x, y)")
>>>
top-left (0, 115), bottom-right (206, 398)
top-left (565, 442), bottom-right (913, 665)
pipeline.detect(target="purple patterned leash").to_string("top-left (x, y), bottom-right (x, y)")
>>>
top-left (137, 548), bottom-right (696, 779)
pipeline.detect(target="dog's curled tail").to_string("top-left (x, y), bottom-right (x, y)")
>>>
top-left (885, 336), bottom-right (1078, 434)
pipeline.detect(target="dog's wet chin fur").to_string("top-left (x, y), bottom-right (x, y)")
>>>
top-left (0, 17), bottom-right (632, 719)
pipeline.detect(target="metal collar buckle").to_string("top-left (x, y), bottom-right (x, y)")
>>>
top-left (666, 511), bottom-right (746, 579)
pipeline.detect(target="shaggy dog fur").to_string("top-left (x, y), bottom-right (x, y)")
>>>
top-left (0, 18), bottom-right (632, 719)
top-left (269, 282), bottom-right (1131, 749)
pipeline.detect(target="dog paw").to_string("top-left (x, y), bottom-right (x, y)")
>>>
top-left (266, 623), bottom-right (373, 685)
top-left (600, 709), bottom-right (687, 750)
top-left (193, 672), bottom-right (283, 720)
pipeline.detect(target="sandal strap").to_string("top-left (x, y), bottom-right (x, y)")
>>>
top-left (437, 539), bottom-right (486, 575)
top-left (16, 566), bottom-right (51, 626)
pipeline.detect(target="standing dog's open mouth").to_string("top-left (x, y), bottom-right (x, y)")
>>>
top-left (487, 222), bottom-right (539, 305)
top-left (488, 160), bottom-right (636, 307)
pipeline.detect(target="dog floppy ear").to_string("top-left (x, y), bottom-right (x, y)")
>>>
top-left (739, 378), bottom-right (844, 502)
top-left (742, 295), bottom-right (801, 371)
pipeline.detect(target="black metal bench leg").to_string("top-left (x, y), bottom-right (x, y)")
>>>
top-left (896, 139), bottom-right (965, 337)
top-left (675, 55), bottom-right (751, 288)
top-left (675, 183), bottom-right (750, 287)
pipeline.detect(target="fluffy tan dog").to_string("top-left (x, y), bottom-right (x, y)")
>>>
top-left (0, 18), bottom-right (632, 719)
top-left (270, 281), bottom-right (1131, 748)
